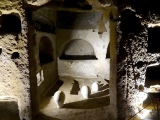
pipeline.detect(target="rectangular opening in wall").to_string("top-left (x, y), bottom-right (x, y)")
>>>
top-left (145, 65), bottom-right (160, 91)
top-left (0, 97), bottom-right (20, 120)
top-left (144, 65), bottom-right (160, 108)
top-left (0, 14), bottom-right (21, 34)
top-left (147, 26), bottom-right (160, 53)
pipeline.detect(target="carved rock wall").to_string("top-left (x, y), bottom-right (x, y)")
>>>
top-left (0, 0), bottom-right (31, 119)
top-left (116, 1), bottom-right (160, 119)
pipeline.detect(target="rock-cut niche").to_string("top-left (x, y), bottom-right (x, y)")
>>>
top-left (147, 26), bottom-right (160, 53)
top-left (0, 14), bottom-right (21, 33)
top-left (120, 9), bottom-right (142, 33)
top-left (59, 39), bottom-right (97, 60)
top-left (145, 65), bottom-right (160, 87)
top-left (39, 36), bottom-right (54, 65)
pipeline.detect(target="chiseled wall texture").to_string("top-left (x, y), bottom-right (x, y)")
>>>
top-left (57, 28), bottom-right (110, 79)
top-left (0, 0), bottom-right (31, 119)
top-left (116, 1), bottom-right (160, 119)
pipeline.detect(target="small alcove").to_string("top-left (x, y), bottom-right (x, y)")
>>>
top-left (121, 9), bottom-right (142, 33)
top-left (0, 14), bottom-right (21, 33)
top-left (145, 65), bottom-right (160, 87)
top-left (39, 36), bottom-right (54, 65)
top-left (0, 97), bottom-right (20, 120)
top-left (59, 39), bottom-right (97, 60)
top-left (11, 52), bottom-right (20, 59)
top-left (147, 26), bottom-right (160, 53)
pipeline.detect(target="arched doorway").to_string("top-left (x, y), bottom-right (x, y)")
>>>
top-left (39, 36), bottom-right (54, 65)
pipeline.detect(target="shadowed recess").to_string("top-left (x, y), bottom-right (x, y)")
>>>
top-left (147, 26), bottom-right (160, 53)
top-left (0, 98), bottom-right (20, 120)
top-left (145, 65), bottom-right (160, 87)
top-left (32, 7), bottom-right (56, 33)
top-left (11, 52), bottom-right (20, 59)
top-left (60, 39), bottom-right (97, 60)
top-left (120, 9), bottom-right (142, 33)
top-left (39, 36), bottom-right (54, 65)
top-left (0, 14), bottom-right (21, 33)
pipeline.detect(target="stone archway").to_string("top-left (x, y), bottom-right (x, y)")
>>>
top-left (60, 39), bottom-right (97, 60)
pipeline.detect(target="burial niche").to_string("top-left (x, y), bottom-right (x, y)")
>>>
top-left (11, 52), bottom-right (20, 59)
top-left (120, 9), bottom-right (142, 33)
top-left (147, 26), bottom-right (160, 53)
top-left (0, 14), bottom-right (21, 33)
top-left (0, 97), bottom-right (20, 120)
top-left (39, 36), bottom-right (54, 65)
top-left (145, 65), bottom-right (160, 88)
top-left (60, 39), bottom-right (97, 60)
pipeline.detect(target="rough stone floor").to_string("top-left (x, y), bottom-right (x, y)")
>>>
top-left (36, 76), bottom-right (110, 120)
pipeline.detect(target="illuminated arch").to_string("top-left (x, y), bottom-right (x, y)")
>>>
top-left (60, 39), bottom-right (97, 60)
